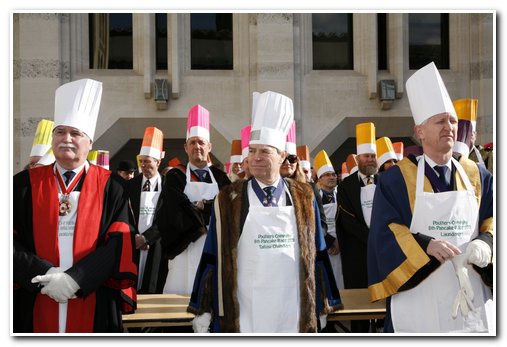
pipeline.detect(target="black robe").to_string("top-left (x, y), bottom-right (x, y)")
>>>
top-left (336, 172), bottom-right (378, 289)
top-left (157, 165), bottom-right (231, 259)
top-left (127, 174), bottom-right (168, 294)
top-left (13, 164), bottom-right (137, 333)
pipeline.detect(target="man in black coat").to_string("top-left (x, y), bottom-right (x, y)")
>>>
top-left (336, 122), bottom-right (379, 333)
top-left (127, 127), bottom-right (168, 294)
top-left (157, 105), bottom-right (231, 295)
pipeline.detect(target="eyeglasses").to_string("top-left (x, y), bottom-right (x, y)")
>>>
top-left (284, 155), bottom-right (298, 164)
top-left (321, 172), bottom-right (337, 178)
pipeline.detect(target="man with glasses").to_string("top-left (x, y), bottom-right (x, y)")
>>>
top-left (314, 150), bottom-right (343, 291)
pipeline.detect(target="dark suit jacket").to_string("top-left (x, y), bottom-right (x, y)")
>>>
top-left (127, 173), bottom-right (168, 294)
top-left (157, 165), bottom-right (231, 259)
top-left (336, 171), bottom-right (378, 289)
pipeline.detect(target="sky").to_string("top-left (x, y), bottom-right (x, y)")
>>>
top-left (3, 0), bottom-right (502, 344)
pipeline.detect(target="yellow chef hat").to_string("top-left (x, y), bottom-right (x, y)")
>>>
top-left (30, 119), bottom-right (54, 157)
top-left (453, 98), bottom-right (478, 156)
top-left (356, 122), bottom-right (376, 155)
top-left (87, 150), bottom-right (98, 165)
top-left (376, 137), bottom-right (398, 169)
top-left (313, 149), bottom-right (335, 179)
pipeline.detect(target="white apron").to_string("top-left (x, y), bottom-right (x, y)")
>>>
top-left (137, 189), bottom-right (161, 290)
top-left (360, 180), bottom-right (376, 228)
top-left (391, 157), bottom-right (493, 333)
top-left (163, 166), bottom-right (219, 294)
top-left (57, 189), bottom-right (79, 333)
top-left (237, 200), bottom-right (301, 333)
top-left (322, 191), bottom-right (344, 289)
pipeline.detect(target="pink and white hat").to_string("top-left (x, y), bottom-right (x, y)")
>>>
top-left (241, 125), bottom-right (252, 159)
top-left (186, 104), bottom-right (210, 141)
top-left (285, 120), bottom-right (297, 155)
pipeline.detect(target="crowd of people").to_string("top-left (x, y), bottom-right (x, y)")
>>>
top-left (13, 61), bottom-right (494, 334)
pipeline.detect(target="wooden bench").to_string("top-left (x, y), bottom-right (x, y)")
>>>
top-left (122, 288), bottom-right (386, 329)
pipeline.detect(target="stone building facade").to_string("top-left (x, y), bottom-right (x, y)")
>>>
top-left (12, 12), bottom-right (494, 173)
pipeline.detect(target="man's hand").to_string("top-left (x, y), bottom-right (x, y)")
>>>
top-left (192, 312), bottom-right (211, 333)
top-left (135, 234), bottom-right (149, 250)
top-left (328, 239), bottom-right (340, 255)
top-left (465, 239), bottom-right (491, 268)
top-left (426, 239), bottom-right (461, 263)
top-left (32, 272), bottom-right (80, 303)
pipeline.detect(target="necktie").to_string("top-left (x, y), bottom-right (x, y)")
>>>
top-left (143, 179), bottom-right (151, 192)
top-left (195, 169), bottom-right (207, 182)
top-left (324, 191), bottom-right (335, 204)
top-left (262, 186), bottom-right (277, 207)
top-left (63, 171), bottom-right (76, 186)
top-left (434, 165), bottom-right (450, 188)
top-left (366, 176), bottom-right (373, 185)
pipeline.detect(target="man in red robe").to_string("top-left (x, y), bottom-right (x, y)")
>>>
top-left (13, 79), bottom-right (137, 333)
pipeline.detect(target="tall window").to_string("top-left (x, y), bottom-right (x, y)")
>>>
top-left (377, 13), bottom-right (388, 70)
top-left (191, 13), bottom-right (233, 70)
top-left (312, 13), bottom-right (353, 70)
top-left (156, 13), bottom-right (168, 70)
top-left (409, 13), bottom-right (449, 69)
top-left (89, 13), bottom-right (133, 69)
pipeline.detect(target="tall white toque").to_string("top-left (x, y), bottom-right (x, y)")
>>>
top-left (406, 61), bottom-right (456, 125)
top-left (249, 91), bottom-right (294, 152)
top-left (54, 79), bottom-right (103, 141)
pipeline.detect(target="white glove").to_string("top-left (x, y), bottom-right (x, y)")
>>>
top-left (32, 272), bottom-right (80, 303)
top-left (466, 239), bottom-right (492, 268)
top-left (46, 267), bottom-right (64, 275)
top-left (319, 314), bottom-right (327, 330)
top-left (30, 267), bottom-right (63, 287)
top-left (192, 312), bottom-right (211, 333)
top-left (451, 254), bottom-right (475, 318)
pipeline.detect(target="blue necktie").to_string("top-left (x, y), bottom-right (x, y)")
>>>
top-left (262, 186), bottom-right (277, 207)
top-left (323, 191), bottom-right (334, 204)
top-left (434, 165), bottom-right (450, 188)
top-left (63, 171), bottom-right (75, 186)
top-left (195, 169), bottom-right (207, 182)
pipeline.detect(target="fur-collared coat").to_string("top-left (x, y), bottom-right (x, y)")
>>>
top-left (187, 178), bottom-right (342, 333)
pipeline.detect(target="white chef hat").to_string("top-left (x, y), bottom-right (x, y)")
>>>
top-left (406, 62), bottom-right (456, 125)
top-left (249, 91), bottom-right (294, 152)
top-left (54, 79), bottom-right (102, 141)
